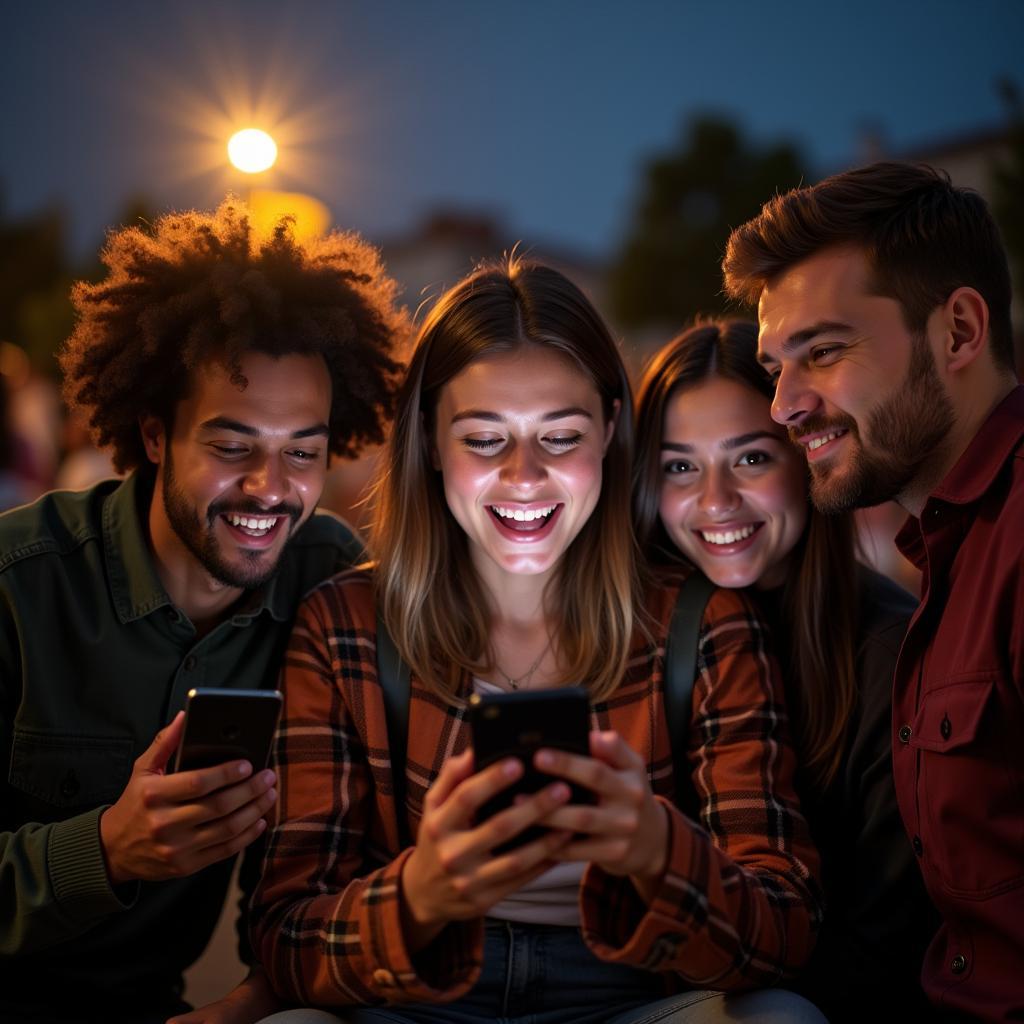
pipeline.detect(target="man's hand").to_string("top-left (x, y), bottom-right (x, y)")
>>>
top-left (100, 712), bottom-right (278, 885)
top-left (166, 968), bottom-right (280, 1024)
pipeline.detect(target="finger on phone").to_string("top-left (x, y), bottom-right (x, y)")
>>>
top-left (588, 729), bottom-right (644, 771)
top-left (194, 786), bottom-right (278, 850)
top-left (431, 756), bottom-right (524, 833)
top-left (140, 711), bottom-right (185, 773)
top-left (423, 747), bottom-right (476, 812)
top-left (475, 824), bottom-right (573, 888)
top-left (161, 761), bottom-right (273, 810)
top-left (534, 746), bottom-right (612, 795)
top-left (458, 779), bottom-right (570, 860)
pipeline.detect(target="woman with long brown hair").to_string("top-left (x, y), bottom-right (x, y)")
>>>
top-left (633, 320), bottom-right (937, 1022)
top-left (252, 266), bottom-right (824, 1023)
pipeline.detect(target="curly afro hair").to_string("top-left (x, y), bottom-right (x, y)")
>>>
top-left (60, 198), bottom-right (409, 472)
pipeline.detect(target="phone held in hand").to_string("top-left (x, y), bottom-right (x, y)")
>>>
top-left (469, 685), bottom-right (593, 851)
top-left (172, 687), bottom-right (283, 774)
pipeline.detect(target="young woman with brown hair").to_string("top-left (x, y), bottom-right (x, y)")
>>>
top-left (251, 266), bottom-right (825, 1024)
top-left (633, 319), bottom-right (937, 1022)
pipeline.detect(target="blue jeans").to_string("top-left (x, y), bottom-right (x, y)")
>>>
top-left (257, 920), bottom-right (826, 1024)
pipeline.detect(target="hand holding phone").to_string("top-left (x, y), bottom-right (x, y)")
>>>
top-left (469, 686), bottom-right (594, 852)
top-left (98, 690), bottom-right (281, 885)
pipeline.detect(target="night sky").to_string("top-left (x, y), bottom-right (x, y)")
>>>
top-left (3, 0), bottom-right (1022, 259)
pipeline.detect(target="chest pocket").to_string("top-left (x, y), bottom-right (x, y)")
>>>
top-left (909, 679), bottom-right (1024, 896)
top-left (9, 730), bottom-right (134, 811)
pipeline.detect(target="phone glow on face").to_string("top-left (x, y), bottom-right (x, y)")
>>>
top-left (433, 347), bottom-right (613, 589)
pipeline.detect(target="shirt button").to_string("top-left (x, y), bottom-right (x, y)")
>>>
top-left (372, 968), bottom-right (396, 988)
top-left (898, 725), bottom-right (912, 743)
top-left (184, 655), bottom-right (197, 672)
top-left (940, 715), bottom-right (952, 740)
top-left (912, 835), bottom-right (923, 856)
top-left (950, 954), bottom-right (968, 975)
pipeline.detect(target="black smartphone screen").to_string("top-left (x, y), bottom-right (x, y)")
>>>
top-left (172, 688), bottom-right (282, 773)
top-left (469, 686), bottom-right (593, 852)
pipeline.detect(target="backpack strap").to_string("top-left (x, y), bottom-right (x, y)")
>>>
top-left (664, 571), bottom-right (716, 802)
top-left (376, 612), bottom-right (412, 849)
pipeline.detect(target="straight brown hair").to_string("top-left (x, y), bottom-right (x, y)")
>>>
top-left (633, 321), bottom-right (859, 793)
top-left (371, 257), bottom-right (641, 704)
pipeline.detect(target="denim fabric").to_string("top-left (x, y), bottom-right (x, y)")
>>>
top-left (257, 921), bottom-right (826, 1024)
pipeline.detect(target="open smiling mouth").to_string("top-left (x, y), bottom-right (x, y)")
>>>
top-left (693, 522), bottom-right (764, 548)
top-left (220, 512), bottom-right (289, 545)
top-left (488, 503), bottom-right (562, 538)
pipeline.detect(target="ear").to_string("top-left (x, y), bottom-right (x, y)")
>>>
top-left (939, 287), bottom-right (989, 374)
top-left (603, 399), bottom-right (621, 455)
top-left (139, 413), bottom-right (166, 466)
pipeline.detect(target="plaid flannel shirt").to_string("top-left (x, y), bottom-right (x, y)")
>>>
top-left (252, 569), bottom-right (823, 1008)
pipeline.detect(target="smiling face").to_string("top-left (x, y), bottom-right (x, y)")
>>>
top-left (658, 376), bottom-right (808, 589)
top-left (432, 345), bottom-right (614, 589)
top-left (758, 245), bottom-right (954, 512)
top-left (144, 351), bottom-right (332, 592)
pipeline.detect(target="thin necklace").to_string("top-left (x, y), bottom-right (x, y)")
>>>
top-left (494, 637), bottom-right (552, 691)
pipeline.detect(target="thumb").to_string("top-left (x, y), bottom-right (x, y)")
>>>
top-left (140, 710), bottom-right (186, 774)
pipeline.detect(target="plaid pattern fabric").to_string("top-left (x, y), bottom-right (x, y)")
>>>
top-left (252, 569), bottom-right (823, 1007)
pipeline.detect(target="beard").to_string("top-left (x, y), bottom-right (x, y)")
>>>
top-left (162, 451), bottom-right (301, 590)
top-left (798, 334), bottom-right (955, 513)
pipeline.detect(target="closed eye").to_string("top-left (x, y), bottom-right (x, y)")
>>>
top-left (545, 434), bottom-right (582, 450)
top-left (462, 437), bottom-right (503, 451)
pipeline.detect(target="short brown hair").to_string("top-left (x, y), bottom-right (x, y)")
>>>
top-left (61, 198), bottom-right (409, 472)
top-left (723, 161), bottom-right (1015, 371)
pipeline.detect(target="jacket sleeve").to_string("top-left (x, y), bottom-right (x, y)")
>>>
top-left (579, 586), bottom-right (824, 989)
top-left (0, 602), bottom-right (136, 955)
top-left (250, 580), bottom-right (482, 1007)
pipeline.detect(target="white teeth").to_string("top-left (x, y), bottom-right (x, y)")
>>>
top-left (807, 430), bottom-right (844, 451)
top-left (700, 525), bottom-right (756, 545)
top-left (226, 513), bottom-right (279, 535)
top-left (491, 504), bottom-right (557, 522)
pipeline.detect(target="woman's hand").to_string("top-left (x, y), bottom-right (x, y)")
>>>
top-left (400, 747), bottom-right (573, 951)
top-left (537, 731), bottom-right (669, 898)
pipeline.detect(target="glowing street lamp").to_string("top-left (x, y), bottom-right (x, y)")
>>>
top-left (227, 128), bottom-right (278, 174)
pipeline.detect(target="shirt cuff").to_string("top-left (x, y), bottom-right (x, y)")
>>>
top-left (357, 846), bottom-right (483, 1002)
top-left (47, 806), bottom-right (138, 921)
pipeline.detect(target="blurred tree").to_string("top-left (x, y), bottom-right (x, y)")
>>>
top-left (609, 115), bottom-right (806, 329)
top-left (0, 194), bottom-right (70, 372)
top-left (0, 191), bottom-right (158, 375)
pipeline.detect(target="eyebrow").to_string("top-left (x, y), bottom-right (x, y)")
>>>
top-left (450, 406), bottom-right (594, 425)
top-left (758, 320), bottom-right (854, 365)
top-left (662, 430), bottom-right (782, 454)
top-left (198, 416), bottom-right (330, 439)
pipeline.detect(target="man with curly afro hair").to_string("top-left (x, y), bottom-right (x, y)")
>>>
top-left (0, 199), bottom-right (409, 1024)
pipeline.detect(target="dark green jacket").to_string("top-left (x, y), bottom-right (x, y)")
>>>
top-left (0, 472), bottom-right (362, 1022)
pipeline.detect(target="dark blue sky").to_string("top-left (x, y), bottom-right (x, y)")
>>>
top-left (3, 0), bottom-right (1022, 260)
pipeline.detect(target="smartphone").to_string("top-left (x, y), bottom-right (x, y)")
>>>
top-left (172, 687), bottom-right (282, 774)
top-left (469, 686), bottom-right (593, 852)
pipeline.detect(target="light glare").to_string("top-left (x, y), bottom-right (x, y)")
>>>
top-left (228, 128), bottom-right (278, 173)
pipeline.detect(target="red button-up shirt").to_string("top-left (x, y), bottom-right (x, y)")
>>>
top-left (894, 384), bottom-right (1024, 1021)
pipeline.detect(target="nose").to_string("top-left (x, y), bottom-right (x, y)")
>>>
top-left (770, 365), bottom-right (820, 428)
top-left (241, 454), bottom-right (289, 507)
top-left (697, 465), bottom-right (740, 516)
top-left (499, 441), bottom-right (547, 491)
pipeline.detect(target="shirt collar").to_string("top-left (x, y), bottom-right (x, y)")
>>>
top-left (102, 470), bottom-right (286, 625)
top-left (895, 385), bottom-right (1024, 568)
top-left (930, 384), bottom-right (1024, 506)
